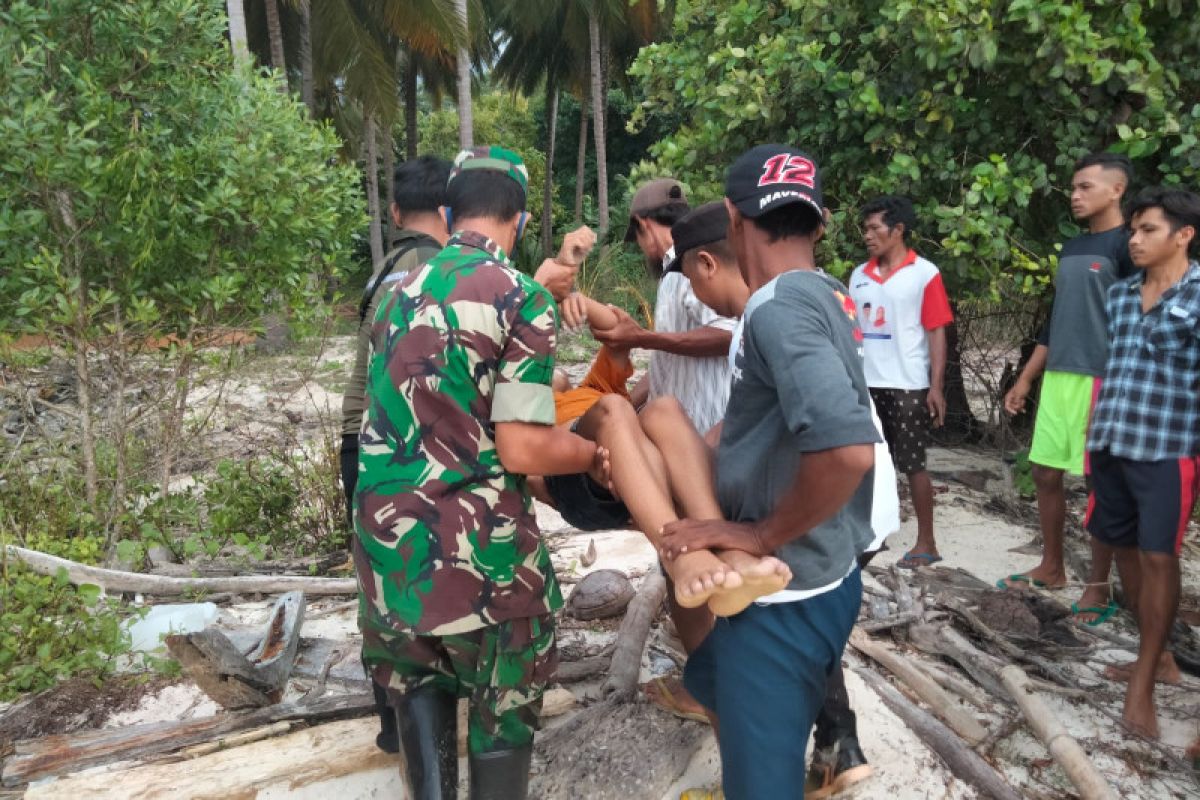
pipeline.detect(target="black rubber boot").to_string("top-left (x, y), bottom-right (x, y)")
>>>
top-left (396, 686), bottom-right (458, 800)
top-left (374, 680), bottom-right (399, 754)
top-left (467, 743), bottom-right (532, 800)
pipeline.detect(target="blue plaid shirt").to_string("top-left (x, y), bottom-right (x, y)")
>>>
top-left (1087, 262), bottom-right (1200, 461)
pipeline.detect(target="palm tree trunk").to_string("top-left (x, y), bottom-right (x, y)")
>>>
top-left (364, 111), bottom-right (384, 265)
top-left (588, 9), bottom-right (608, 238)
top-left (404, 49), bottom-right (419, 160)
top-left (454, 0), bottom-right (473, 149)
top-left (299, 1), bottom-right (314, 112)
top-left (225, 0), bottom-right (250, 66)
top-left (574, 100), bottom-right (589, 225)
top-left (542, 78), bottom-right (559, 258)
top-left (264, 0), bottom-right (287, 91)
top-left (383, 127), bottom-right (396, 247)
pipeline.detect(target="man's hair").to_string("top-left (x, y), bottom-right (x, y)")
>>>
top-left (1127, 187), bottom-right (1200, 258)
top-left (637, 201), bottom-right (691, 230)
top-left (748, 203), bottom-right (822, 243)
top-left (393, 156), bottom-right (452, 213)
top-left (445, 169), bottom-right (526, 222)
top-left (1074, 152), bottom-right (1134, 189)
top-left (860, 195), bottom-right (917, 243)
top-left (682, 238), bottom-right (736, 271)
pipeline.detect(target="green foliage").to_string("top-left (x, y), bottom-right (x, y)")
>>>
top-left (1010, 448), bottom-right (1037, 500)
top-left (0, 0), bottom-right (364, 340)
top-left (629, 0), bottom-right (1200, 299)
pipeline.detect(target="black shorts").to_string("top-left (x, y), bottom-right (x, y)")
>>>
top-left (543, 471), bottom-right (631, 532)
top-left (869, 387), bottom-right (929, 475)
top-left (1086, 450), bottom-right (1200, 556)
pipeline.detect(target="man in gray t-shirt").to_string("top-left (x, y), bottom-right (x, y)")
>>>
top-left (661, 145), bottom-right (878, 799)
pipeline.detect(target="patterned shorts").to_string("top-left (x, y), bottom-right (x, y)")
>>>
top-left (361, 614), bottom-right (558, 753)
top-left (870, 387), bottom-right (930, 475)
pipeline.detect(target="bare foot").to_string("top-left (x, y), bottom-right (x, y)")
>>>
top-left (1103, 652), bottom-right (1182, 686)
top-left (671, 550), bottom-right (742, 609)
top-left (1070, 585), bottom-right (1112, 624)
top-left (1121, 700), bottom-right (1161, 740)
top-left (705, 550), bottom-right (792, 617)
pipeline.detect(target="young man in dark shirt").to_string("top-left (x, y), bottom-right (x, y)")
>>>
top-left (1001, 153), bottom-right (1135, 626)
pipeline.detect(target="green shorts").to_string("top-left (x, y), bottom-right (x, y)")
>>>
top-left (1028, 370), bottom-right (1100, 476)
top-left (361, 613), bottom-right (558, 753)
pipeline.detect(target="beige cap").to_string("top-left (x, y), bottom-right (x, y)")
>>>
top-left (624, 178), bottom-right (688, 241)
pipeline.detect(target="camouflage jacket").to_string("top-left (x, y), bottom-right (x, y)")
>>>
top-left (354, 230), bottom-right (564, 636)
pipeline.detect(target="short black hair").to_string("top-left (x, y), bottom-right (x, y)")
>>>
top-left (860, 195), bottom-right (917, 243)
top-left (393, 156), bottom-right (452, 213)
top-left (682, 238), bottom-right (736, 271)
top-left (1074, 152), bottom-right (1134, 189)
top-left (445, 169), bottom-right (526, 223)
top-left (1127, 187), bottom-right (1200, 258)
top-left (638, 201), bottom-right (691, 229)
top-left (746, 203), bottom-right (822, 243)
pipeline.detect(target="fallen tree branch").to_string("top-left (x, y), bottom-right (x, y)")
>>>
top-left (855, 668), bottom-right (1023, 800)
top-left (859, 611), bottom-right (921, 633)
top-left (603, 572), bottom-right (667, 701)
top-left (1000, 665), bottom-right (1118, 800)
top-left (3, 545), bottom-right (357, 596)
top-left (1, 691), bottom-right (374, 787)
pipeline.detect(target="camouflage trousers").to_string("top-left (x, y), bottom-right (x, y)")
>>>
top-left (362, 614), bottom-right (558, 753)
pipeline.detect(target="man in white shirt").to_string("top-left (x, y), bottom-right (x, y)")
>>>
top-left (849, 196), bottom-right (954, 568)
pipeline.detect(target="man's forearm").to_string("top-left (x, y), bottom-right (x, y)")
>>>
top-left (751, 444), bottom-right (874, 552)
top-left (1018, 344), bottom-right (1049, 384)
top-left (928, 326), bottom-right (948, 391)
top-left (637, 326), bottom-right (732, 358)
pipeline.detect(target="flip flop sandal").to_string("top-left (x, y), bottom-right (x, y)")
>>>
top-left (896, 551), bottom-right (943, 569)
top-left (995, 573), bottom-right (1048, 590)
top-left (679, 790), bottom-right (723, 800)
top-left (1071, 600), bottom-right (1119, 627)
top-left (644, 677), bottom-right (710, 724)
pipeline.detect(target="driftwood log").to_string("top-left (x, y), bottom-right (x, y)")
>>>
top-left (1000, 665), bottom-right (1119, 800)
top-left (1, 691), bottom-right (374, 787)
top-left (855, 668), bottom-right (1023, 800)
top-left (165, 591), bottom-right (306, 708)
top-left (4, 545), bottom-right (357, 596)
top-left (908, 623), bottom-right (1012, 699)
top-left (850, 629), bottom-right (987, 745)
top-left (602, 572), bottom-right (667, 701)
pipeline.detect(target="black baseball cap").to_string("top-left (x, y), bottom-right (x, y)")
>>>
top-left (623, 178), bottom-right (688, 242)
top-left (664, 202), bottom-right (731, 273)
top-left (726, 144), bottom-right (823, 219)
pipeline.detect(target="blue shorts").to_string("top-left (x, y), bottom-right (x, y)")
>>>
top-left (683, 569), bottom-right (863, 799)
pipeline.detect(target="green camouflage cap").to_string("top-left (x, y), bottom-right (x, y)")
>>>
top-left (449, 146), bottom-right (529, 195)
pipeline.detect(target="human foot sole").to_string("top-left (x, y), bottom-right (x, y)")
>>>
top-left (705, 556), bottom-right (791, 617)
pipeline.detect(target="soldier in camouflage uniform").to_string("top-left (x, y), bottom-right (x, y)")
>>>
top-left (355, 147), bottom-right (609, 800)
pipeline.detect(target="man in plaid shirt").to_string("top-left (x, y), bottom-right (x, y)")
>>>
top-left (1086, 187), bottom-right (1200, 739)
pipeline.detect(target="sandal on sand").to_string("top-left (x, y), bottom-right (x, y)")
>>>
top-left (679, 790), bottom-right (723, 800)
top-left (995, 573), bottom-right (1048, 590)
top-left (897, 551), bottom-right (943, 569)
top-left (1071, 600), bottom-right (1119, 627)
top-left (644, 676), bottom-right (709, 724)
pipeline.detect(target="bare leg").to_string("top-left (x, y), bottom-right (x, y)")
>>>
top-left (1004, 464), bottom-right (1069, 588)
top-left (907, 470), bottom-right (939, 559)
top-left (574, 396), bottom-right (741, 607)
top-left (1072, 539), bottom-right (1116, 623)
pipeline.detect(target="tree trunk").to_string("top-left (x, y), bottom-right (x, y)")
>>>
top-left (263, 0), bottom-right (287, 91)
top-left (934, 317), bottom-right (982, 445)
top-left (542, 79), bottom-right (559, 257)
top-left (574, 99), bottom-right (589, 225)
top-left (588, 9), bottom-right (608, 238)
top-left (383, 124), bottom-right (396, 248)
top-left (299, 1), bottom-right (314, 112)
top-left (454, 0), bottom-right (472, 149)
top-left (404, 48), bottom-right (419, 160)
top-left (225, 0), bottom-right (250, 66)
top-left (363, 111), bottom-right (384, 266)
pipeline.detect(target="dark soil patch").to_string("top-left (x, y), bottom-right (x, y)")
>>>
top-left (0, 675), bottom-right (176, 755)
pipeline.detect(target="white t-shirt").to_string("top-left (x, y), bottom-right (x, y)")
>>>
top-left (848, 251), bottom-right (954, 390)
top-left (648, 264), bottom-right (737, 434)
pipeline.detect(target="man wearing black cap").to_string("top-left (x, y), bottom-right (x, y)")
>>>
top-left (661, 145), bottom-right (879, 799)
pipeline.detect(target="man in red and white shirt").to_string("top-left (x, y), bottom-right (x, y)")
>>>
top-left (849, 196), bottom-right (954, 568)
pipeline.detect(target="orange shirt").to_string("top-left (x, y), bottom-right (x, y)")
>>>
top-left (554, 347), bottom-right (634, 425)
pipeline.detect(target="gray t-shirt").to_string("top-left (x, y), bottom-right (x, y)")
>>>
top-left (717, 269), bottom-right (880, 592)
top-left (1038, 226), bottom-right (1135, 376)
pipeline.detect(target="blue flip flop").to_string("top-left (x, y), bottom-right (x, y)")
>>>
top-left (897, 551), bottom-right (943, 569)
top-left (1071, 600), bottom-right (1119, 627)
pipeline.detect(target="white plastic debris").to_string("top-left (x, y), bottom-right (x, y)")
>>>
top-left (124, 602), bottom-right (219, 653)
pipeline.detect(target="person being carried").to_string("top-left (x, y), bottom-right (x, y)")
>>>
top-left (1085, 187), bottom-right (1200, 739)
top-left (535, 288), bottom-right (793, 616)
top-left (354, 146), bottom-right (609, 800)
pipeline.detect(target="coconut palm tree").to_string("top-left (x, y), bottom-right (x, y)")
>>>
top-left (226, 0), bottom-right (250, 65)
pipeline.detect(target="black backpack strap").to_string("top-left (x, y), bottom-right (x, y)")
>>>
top-left (358, 234), bottom-right (439, 324)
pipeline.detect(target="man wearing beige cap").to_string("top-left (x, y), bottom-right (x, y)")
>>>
top-left (596, 178), bottom-right (737, 437)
